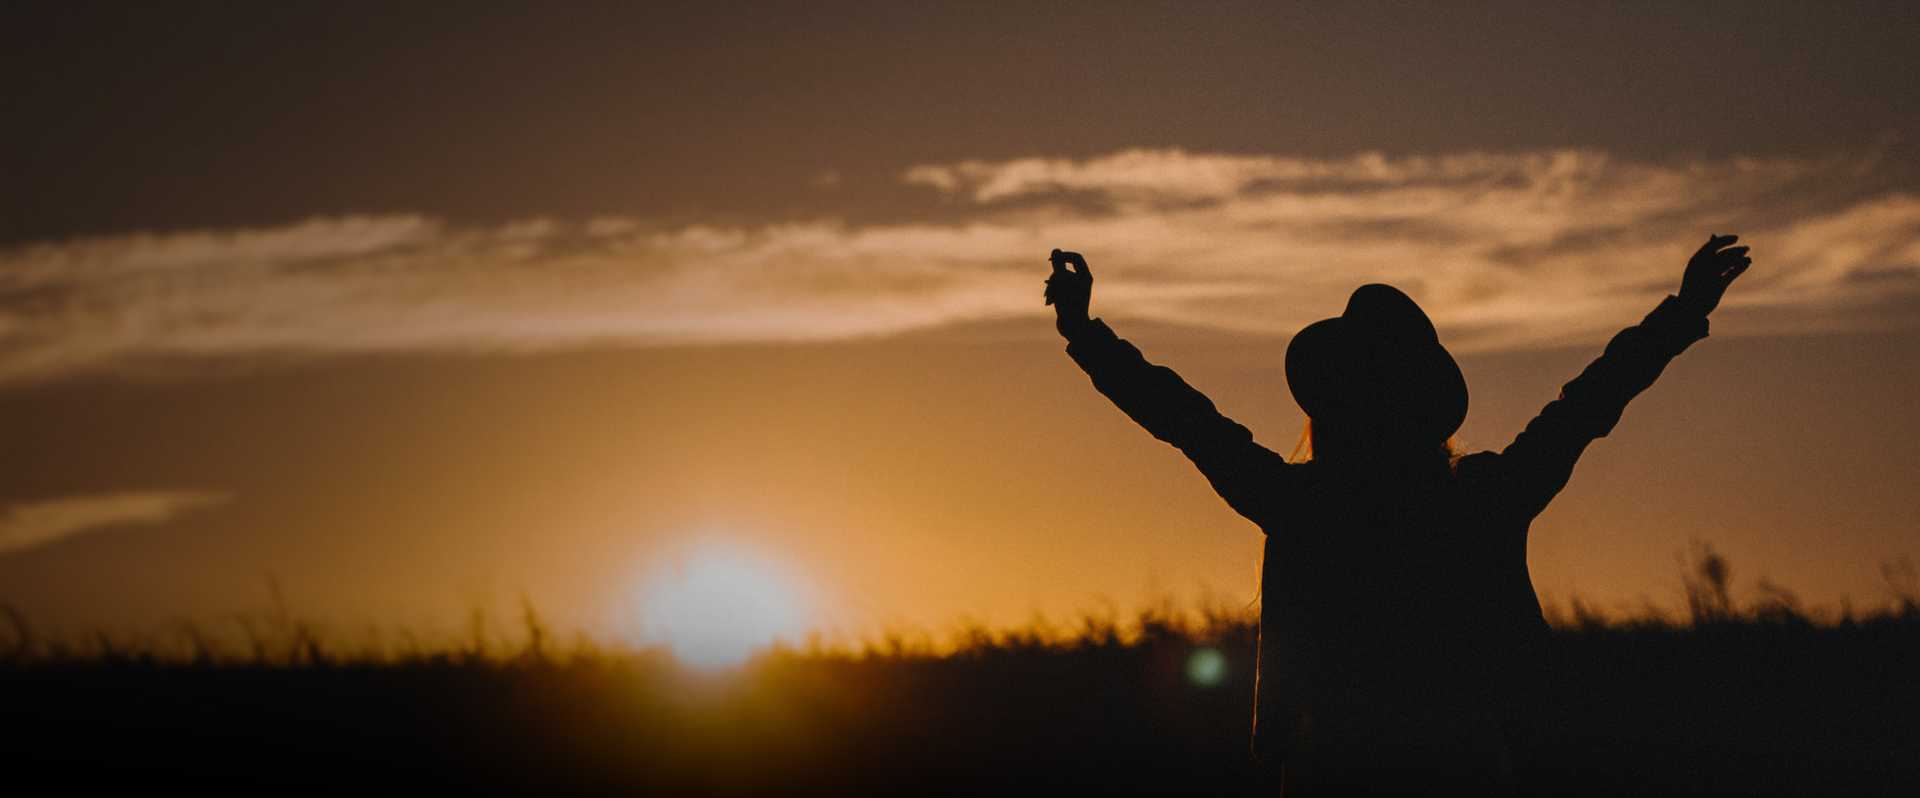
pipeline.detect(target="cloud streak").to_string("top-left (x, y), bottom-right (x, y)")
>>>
top-left (0, 491), bottom-right (230, 555)
top-left (2, 148), bottom-right (1916, 381)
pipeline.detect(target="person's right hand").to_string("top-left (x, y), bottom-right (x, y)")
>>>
top-left (1678, 234), bottom-right (1752, 315)
top-left (1045, 248), bottom-right (1093, 338)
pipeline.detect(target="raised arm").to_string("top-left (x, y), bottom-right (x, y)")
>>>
top-left (1046, 249), bottom-right (1293, 526)
top-left (1495, 234), bottom-right (1753, 518)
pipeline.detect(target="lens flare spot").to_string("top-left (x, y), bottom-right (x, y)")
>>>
top-left (1187, 647), bottom-right (1228, 687)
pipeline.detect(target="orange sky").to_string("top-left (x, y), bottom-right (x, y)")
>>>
top-left (1, 2), bottom-right (1917, 646)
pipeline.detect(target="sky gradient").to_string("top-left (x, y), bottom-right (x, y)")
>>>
top-left (3, 2), bottom-right (1917, 645)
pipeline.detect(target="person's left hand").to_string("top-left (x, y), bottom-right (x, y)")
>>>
top-left (1678, 234), bottom-right (1752, 315)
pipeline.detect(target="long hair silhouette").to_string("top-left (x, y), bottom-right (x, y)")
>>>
top-left (1045, 237), bottom-right (1753, 796)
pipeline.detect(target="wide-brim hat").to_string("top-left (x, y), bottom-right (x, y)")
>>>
top-left (1284, 284), bottom-right (1467, 442)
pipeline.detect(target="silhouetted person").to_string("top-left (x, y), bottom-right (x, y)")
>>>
top-left (1045, 236), bottom-right (1753, 796)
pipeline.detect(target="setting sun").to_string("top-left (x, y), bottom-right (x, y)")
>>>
top-left (635, 541), bottom-right (814, 669)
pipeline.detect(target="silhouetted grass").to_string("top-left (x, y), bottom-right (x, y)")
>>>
top-left (5, 554), bottom-right (1919, 795)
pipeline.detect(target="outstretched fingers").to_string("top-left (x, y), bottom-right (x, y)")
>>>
top-left (1697, 233), bottom-right (1739, 259)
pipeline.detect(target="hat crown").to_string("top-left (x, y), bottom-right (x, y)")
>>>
top-left (1342, 283), bottom-right (1439, 346)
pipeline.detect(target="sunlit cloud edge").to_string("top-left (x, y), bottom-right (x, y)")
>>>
top-left (2, 148), bottom-right (1915, 383)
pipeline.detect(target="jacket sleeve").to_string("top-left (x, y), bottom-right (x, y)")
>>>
top-left (1064, 318), bottom-right (1294, 527)
top-left (1496, 295), bottom-right (1711, 518)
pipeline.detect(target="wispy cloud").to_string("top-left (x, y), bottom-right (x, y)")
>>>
top-left (0, 491), bottom-right (230, 555)
top-left (2, 148), bottom-right (1916, 381)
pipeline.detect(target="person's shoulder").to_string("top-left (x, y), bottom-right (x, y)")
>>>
top-left (1449, 450), bottom-right (1503, 480)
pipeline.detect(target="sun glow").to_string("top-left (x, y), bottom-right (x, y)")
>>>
top-left (636, 541), bottom-right (815, 669)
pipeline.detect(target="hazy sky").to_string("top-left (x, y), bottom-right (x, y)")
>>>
top-left (3, 2), bottom-right (1917, 644)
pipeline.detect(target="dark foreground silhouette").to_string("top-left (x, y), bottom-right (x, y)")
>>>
top-left (4, 592), bottom-right (1919, 796)
top-left (1046, 237), bottom-right (1755, 794)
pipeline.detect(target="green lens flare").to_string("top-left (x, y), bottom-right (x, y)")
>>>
top-left (1186, 647), bottom-right (1228, 687)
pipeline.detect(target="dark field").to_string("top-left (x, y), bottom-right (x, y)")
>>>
top-left (6, 571), bottom-right (1919, 796)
